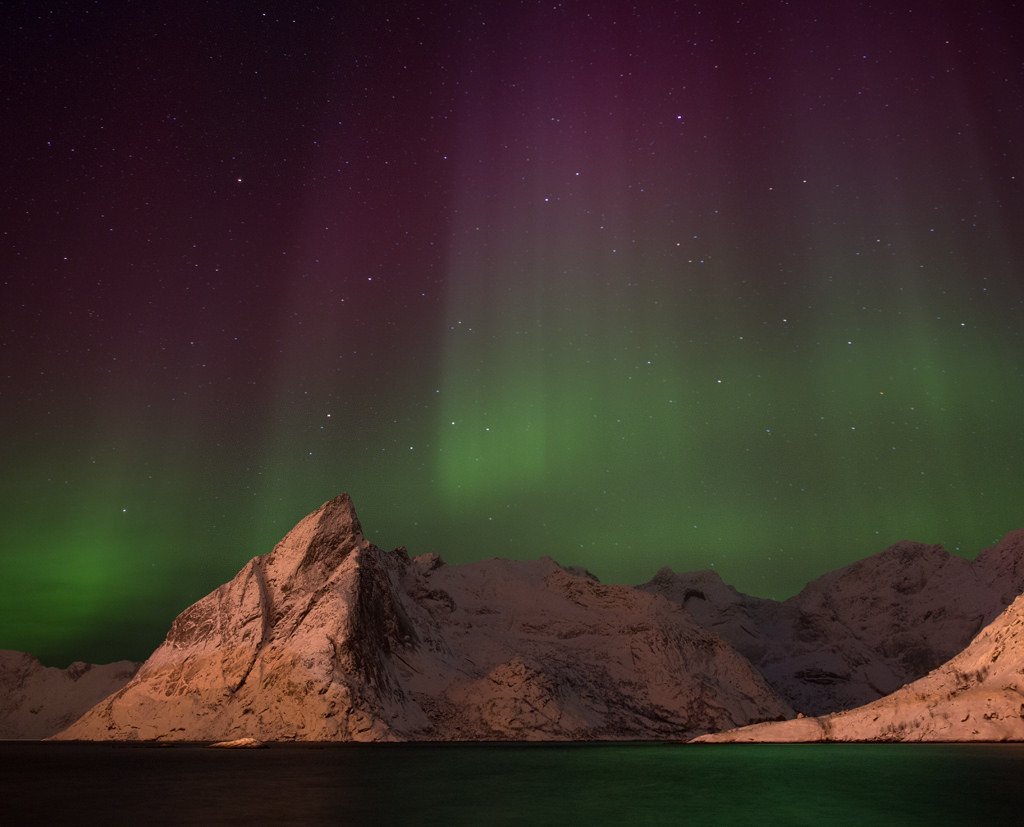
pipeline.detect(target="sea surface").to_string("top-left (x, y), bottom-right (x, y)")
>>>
top-left (1, 741), bottom-right (1020, 825)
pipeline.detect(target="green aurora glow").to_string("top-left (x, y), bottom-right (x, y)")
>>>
top-left (2, 2), bottom-right (1022, 664)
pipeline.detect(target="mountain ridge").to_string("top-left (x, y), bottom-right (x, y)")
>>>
top-left (0, 651), bottom-right (137, 739)
top-left (55, 494), bottom-right (790, 742)
top-left (641, 531), bottom-right (1024, 715)
top-left (694, 590), bottom-right (1024, 742)
top-left (2, 492), bottom-right (1018, 741)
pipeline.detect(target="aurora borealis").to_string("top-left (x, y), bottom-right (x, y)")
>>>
top-left (2, 1), bottom-right (1023, 665)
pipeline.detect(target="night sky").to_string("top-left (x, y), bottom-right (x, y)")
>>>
top-left (3, 1), bottom-right (1023, 665)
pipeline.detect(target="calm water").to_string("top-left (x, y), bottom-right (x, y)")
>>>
top-left (2, 742), bottom-right (1020, 825)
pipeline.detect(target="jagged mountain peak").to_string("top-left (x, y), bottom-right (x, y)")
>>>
top-left (265, 492), bottom-right (368, 581)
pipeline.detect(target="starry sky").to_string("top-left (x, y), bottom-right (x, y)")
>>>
top-left (2, 1), bottom-right (1023, 665)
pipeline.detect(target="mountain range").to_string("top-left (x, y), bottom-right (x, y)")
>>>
top-left (56, 494), bottom-right (787, 741)
top-left (2, 493), bottom-right (1020, 742)
top-left (696, 590), bottom-right (1024, 742)
top-left (0, 651), bottom-right (137, 739)
top-left (642, 530), bottom-right (1024, 715)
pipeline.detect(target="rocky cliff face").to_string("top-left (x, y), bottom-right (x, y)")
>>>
top-left (57, 494), bottom-right (790, 742)
top-left (695, 592), bottom-right (1024, 742)
top-left (642, 535), bottom-right (1024, 715)
top-left (0, 651), bottom-right (137, 739)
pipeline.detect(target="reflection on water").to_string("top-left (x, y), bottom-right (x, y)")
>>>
top-left (2, 742), bottom-right (1021, 824)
